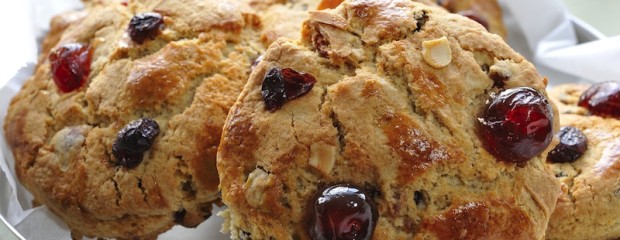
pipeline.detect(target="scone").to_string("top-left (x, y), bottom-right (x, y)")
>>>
top-left (438, 0), bottom-right (507, 38)
top-left (3, 0), bottom-right (313, 238)
top-left (546, 83), bottom-right (620, 240)
top-left (217, 1), bottom-right (560, 239)
top-left (287, 0), bottom-right (508, 38)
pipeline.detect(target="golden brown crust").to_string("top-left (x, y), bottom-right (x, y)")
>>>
top-left (3, 0), bottom-right (314, 238)
top-left (310, 0), bottom-right (508, 38)
top-left (546, 84), bottom-right (620, 240)
top-left (218, 1), bottom-right (559, 239)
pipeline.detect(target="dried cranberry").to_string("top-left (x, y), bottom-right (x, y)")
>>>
top-left (578, 81), bottom-right (620, 118)
top-left (261, 67), bottom-right (317, 112)
top-left (128, 12), bottom-right (164, 44)
top-left (113, 118), bottom-right (160, 168)
top-left (307, 184), bottom-right (378, 240)
top-left (478, 87), bottom-right (554, 164)
top-left (49, 43), bottom-right (92, 93)
top-left (458, 10), bottom-right (489, 30)
top-left (547, 126), bottom-right (587, 163)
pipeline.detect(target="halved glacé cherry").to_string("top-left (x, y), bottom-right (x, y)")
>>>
top-left (49, 43), bottom-right (92, 93)
top-left (478, 87), bottom-right (554, 164)
top-left (306, 184), bottom-right (378, 240)
top-left (261, 67), bottom-right (316, 112)
top-left (578, 81), bottom-right (620, 118)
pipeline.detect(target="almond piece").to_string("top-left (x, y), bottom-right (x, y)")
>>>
top-left (422, 36), bottom-right (452, 68)
top-left (308, 143), bottom-right (337, 175)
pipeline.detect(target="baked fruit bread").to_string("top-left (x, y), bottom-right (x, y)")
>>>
top-left (438, 0), bottom-right (507, 38)
top-left (546, 83), bottom-right (620, 240)
top-left (217, 0), bottom-right (560, 239)
top-left (3, 0), bottom-right (317, 238)
top-left (299, 0), bottom-right (508, 38)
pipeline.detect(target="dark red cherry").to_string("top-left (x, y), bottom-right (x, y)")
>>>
top-left (457, 10), bottom-right (489, 30)
top-left (478, 87), bottom-right (554, 164)
top-left (261, 67), bottom-right (317, 112)
top-left (547, 126), bottom-right (587, 163)
top-left (128, 12), bottom-right (164, 44)
top-left (578, 81), bottom-right (620, 118)
top-left (113, 118), bottom-right (160, 168)
top-left (307, 184), bottom-right (378, 240)
top-left (49, 43), bottom-right (92, 93)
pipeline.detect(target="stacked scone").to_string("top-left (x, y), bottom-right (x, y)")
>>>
top-left (217, 0), bottom-right (560, 239)
top-left (3, 0), bottom-right (321, 238)
top-left (546, 83), bottom-right (620, 240)
top-left (5, 0), bottom-right (601, 239)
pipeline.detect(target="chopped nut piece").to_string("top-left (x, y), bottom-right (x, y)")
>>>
top-left (422, 36), bottom-right (452, 68)
top-left (309, 143), bottom-right (337, 174)
top-left (244, 168), bottom-right (272, 207)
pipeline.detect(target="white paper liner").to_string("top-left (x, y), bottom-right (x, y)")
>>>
top-left (1, 0), bottom-right (618, 239)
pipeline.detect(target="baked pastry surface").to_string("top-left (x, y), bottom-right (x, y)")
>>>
top-left (3, 0), bottom-right (316, 238)
top-left (217, 0), bottom-right (559, 239)
top-left (546, 84), bottom-right (620, 240)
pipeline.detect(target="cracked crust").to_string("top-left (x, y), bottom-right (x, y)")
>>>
top-left (217, 1), bottom-right (559, 239)
top-left (3, 0), bottom-right (319, 238)
top-left (546, 84), bottom-right (620, 240)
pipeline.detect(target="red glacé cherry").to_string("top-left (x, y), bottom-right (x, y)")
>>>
top-left (478, 87), bottom-right (554, 164)
top-left (578, 81), bottom-right (620, 118)
top-left (307, 184), bottom-right (378, 240)
top-left (49, 43), bottom-right (92, 93)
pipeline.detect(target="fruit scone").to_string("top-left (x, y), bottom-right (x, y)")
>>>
top-left (282, 0), bottom-right (508, 39)
top-left (217, 0), bottom-right (560, 239)
top-left (546, 82), bottom-right (620, 240)
top-left (437, 0), bottom-right (507, 38)
top-left (3, 0), bottom-right (316, 238)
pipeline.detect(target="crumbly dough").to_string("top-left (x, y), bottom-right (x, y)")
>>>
top-left (546, 84), bottom-right (620, 240)
top-left (217, 1), bottom-right (559, 239)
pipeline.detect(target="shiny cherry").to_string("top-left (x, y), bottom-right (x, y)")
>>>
top-left (478, 87), bottom-right (554, 164)
top-left (578, 81), bottom-right (620, 118)
top-left (307, 184), bottom-right (378, 240)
